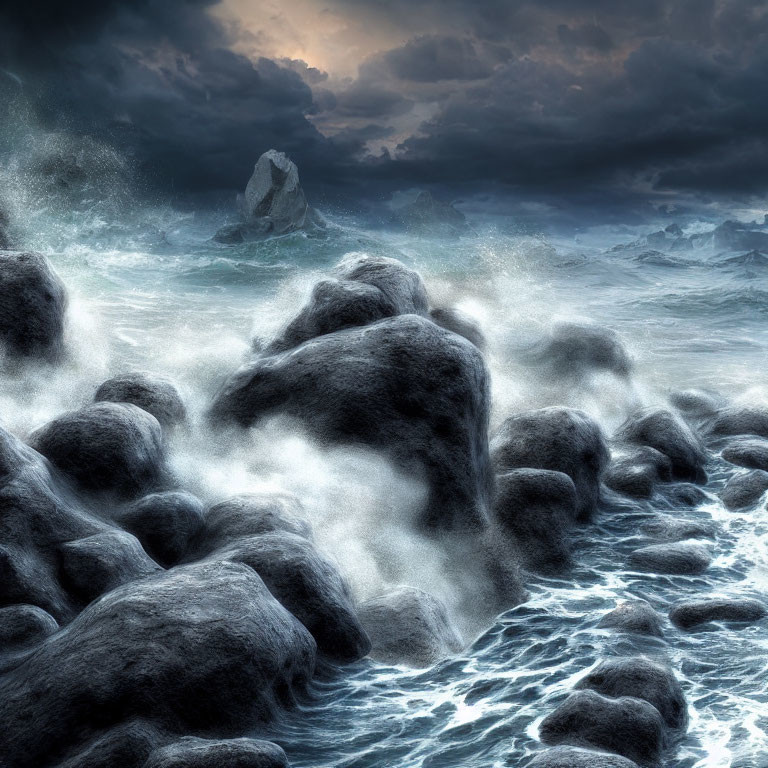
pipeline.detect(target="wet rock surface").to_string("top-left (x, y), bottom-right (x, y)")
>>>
top-left (598, 600), bottom-right (664, 637)
top-left (628, 541), bottom-right (712, 575)
top-left (669, 598), bottom-right (767, 629)
top-left (719, 469), bottom-right (768, 510)
top-left (95, 371), bottom-right (187, 430)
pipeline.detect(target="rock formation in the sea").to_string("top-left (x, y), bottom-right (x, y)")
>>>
top-left (0, 250), bottom-right (67, 362)
top-left (389, 190), bottom-right (468, 236)
top-left (598, 599), bottom-right (664, 637)
top-left (214, 150), bottom-right (325, 242)
top-left (628, 540), bottom-right (712, 575)
top-left (721, 436), bottom-right (768, 471)
top-left (719, 469), bottom-right (768, 510)
top-left (669, 598), bottom-right (767, 630)
top-left (604, 445), bottom-right (672, 499)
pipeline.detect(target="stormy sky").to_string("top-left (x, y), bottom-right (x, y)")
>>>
top-left (1, 1), bottom-right (767, 215)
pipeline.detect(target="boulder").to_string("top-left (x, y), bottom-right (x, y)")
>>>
top-left (144, 737), bottom-right (288, 768)
top-left (628, 541), bottom-right (712, 575)
top-left (492, 468), bottom-right (577, 573)
top-left (598, 600), bottom-right (663, 637)
top-left (721, 437), bottom-right (768, 471)
top-left (357, 586), bottom-right (463, 668)
top-left (604, 446), bottom-right (673, 500)
top-left (668, 389), bottom-right (725, 418)
top-left (0, 561), bottom-right (316, 768)
top-left (59, 530), bottom-right (161, 604)
top-left (55, 719), bottom-right (164, 768)
top-left (429, 308), bottom-right (486, 350)
top-left (705, 406), bottom-right (768, 439)
top-left (29, 402), bottom-right (166, 498)
top-left (95, 372), bottom-right (187, 430)
top-left (539, 690), bottom-right (667, 767)
top-left (659, 483), bottom-right (707, 507)
top-left (712, 219), bottom-right (768, 251)
top-left (575, 657), bottom-right (687, 729)
top-left (210, 314), bottom-right (492, 532)
top-left (0, 604), bottom-right (59, 649)
top-left (639, 516), bottom-right (715, 542)
top-left (669, 598), bottom-right (767, 630)
top-left (524, 322), bottom-right (632, 379)
top-left (0, 250), bottom-right (67, 362)
top-left (615, 409), bottom-right (706, 483)
top-left (212, 531), bottom-right (369, 662)
top-left (118, 491), bottom-right (205, 567)
top-left (528, 747), bottom-right (640, 768)
top-left (491, 407), bottom-right (609, 521)
top-left (719, 469), bottom-right (768, 510)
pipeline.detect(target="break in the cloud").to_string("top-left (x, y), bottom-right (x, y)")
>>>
top-left (1, 0), bottom-right (768, 212)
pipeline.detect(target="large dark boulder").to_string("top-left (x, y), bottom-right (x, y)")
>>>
top-left (539, 690), bottom-right (667, 767)
top-left (213, 531), bottom-right (370, 662)
top-left (357, 586), bottom-right (463, 667)
top-left (210, 314), bottom-right (492, 532)
top-left (604, 446), bottom-right (672, 499)
top-left (0, 250), bottom-right (67, 362)
top-left (640, 516), bottom-right (715, 542)
top-left (118, 491), bottom-right (205, 567)
top-left (491, 407), bottom-right (608, 521)
top-left (55, 719), bottom-right (164, 768)
top-left (628, 541), bottom-right (712, 575)
top-left (0, 604), bottom-right (59, 650)
top-left (669, 598), bottom-right (767, 630)
top-left (575, 657), bottom-right (687, 729)
top-left (598, 600), bottom-right (663, 638)
top-left (144, 737), bottom-right (289, 768)
top-left (615, 408), bottom-right (706, 483)
top-left (705, 406), bottom-right (768, 439)
top-left (528, 747), bottom-right (640, 768)
top-left (492, 468), bottom-right (577, 573)
top-left (95, 372), bottom-right (187, 430)
top-left (719, 469), bottom-right (768, 510)
top-left (721, 437), bottom-right (768, 471)
top-left (29, 402), bottom-right (166, 498)
top-left (0, 561), bottom-right (316, 768)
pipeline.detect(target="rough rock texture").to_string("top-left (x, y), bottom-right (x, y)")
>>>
top-left (669, 389), bottom-right (726, 418)
top-left (429, 307), bottom-right (486, 350)
top-left (29, 402), bottom-right (166, 498)
top-left (719, 469), bottom-right (768, 510)
top-left (55, 719), bottom-right (164, 768)
top-left (628, 541), bottom-right (712, 575)
top-left (705, 406), bottom-right (768, 439)
top-left (493, 468), bottom-right (577, 573)
top-left (118, 491), bottom-right (205, 567)
top-left (210, 314), bottom-right (493, 532)
top-left (95, 372), bottom-right (187, 430)
top-left (640, 516), bottom-right (715, 542)
top-left (525, 321), bottom-right (632, 379)
top-left (0, 250), bottom-right (67, 362)
top-left (721, 437), bottom-right (768, 471)
top-left (539, 690), bottom-right (667, 767)
top-left (0, 604), bottom-right (59, 649)
top-left (669, 598), bottom-right (767, 629)
top-left (266, 256), bottom-right (429, 354)
top-left (213, 531), bottom-right (370, 662)
top-left (357, 586), bottom-right (463, 667)
top-left (144, 737), bottom-right (289, 768)
top-left (660, 483), bottom-right (708, 507)
top-left (0, 561), bottom-right (316, 768)
top-left (575, 657), bottom-right (687, 729)
top-left (598, 600), bottom-right (664, 637)
top-left (59, 530), bottom-right (161, 604)
top-left (615, 408), bottom-right (706, 483)
top-left (491, 407), bottom-right (609, 521)
top-left (604, 446), bottom-right (673, 499)
top-left (528, 747), bottom-right (640, 768)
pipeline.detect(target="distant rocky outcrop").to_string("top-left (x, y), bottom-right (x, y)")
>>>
top-left (214, 150), bottom-right (325, 243)
top-left (389, 190), bottom-right (468, 236)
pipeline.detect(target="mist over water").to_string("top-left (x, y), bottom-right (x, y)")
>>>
top-left (2, 130), bottom-right (768, 767)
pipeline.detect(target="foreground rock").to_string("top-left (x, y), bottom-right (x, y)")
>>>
top-left (604, 446), bottom-right (672, 499)
top-left (144, 737), bottom-right (289, 768)
top-left (491, 407), bottom-right (608, 521)
top-left (639, 516), bottom-right (715, 542)
top-left (0, 250), bottom-right (67, 362)
top-left (95, 372), bottom-right (187, 430)
top-left (539, 690), bottom-right (666, 767)
top-left (598, 600), bottom-right (663, 637)
top-left (0, 561), bottom-right (316, 768)
top-left (629, 541), bottom-right (712, 575)
top-left (55, 719), bottom-right (164, 768)
top-left (615, 408), bottom-right (706, 483)
top-left (705, 406), bottom-right (768, 439)
top-left (721, 437), bottom-right (768, 471)
top-left (719, 469), bottom-right (768, 510)
top-left (493, 468), bottom-right (577, 572)
top-left (210, 314), bottom-right (493, 532)
top-left (30, 402), bottom-right (166, 498)
top-left (357, 586), bottom-right (463, 667)
top-left (0, 604), bottom-right (59, 650)
top-left (669, 598), bottom-right (767, 629)
top-left (529, 747), bottom-right (640, 768)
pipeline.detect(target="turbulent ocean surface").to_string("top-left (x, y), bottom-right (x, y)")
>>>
top-left (2, 159), bottom-right (768, 767)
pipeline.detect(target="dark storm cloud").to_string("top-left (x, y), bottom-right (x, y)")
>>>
top-left (376, 36), bottom-right (492, 82)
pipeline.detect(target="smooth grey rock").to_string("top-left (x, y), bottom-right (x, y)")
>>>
top-left (598, 600), bottom-right (663, 637)
top-left (210, 314), bottom-right (492, 532)
top-left (721, 437), bottom-right (768, 471)
top-left (539, 690), bottom-right (667, 767)
top-left (430, 307), bottom-right (486, 350)
top-left (669, 598), bottom-right (767, 629)
top-left (357, 586), bottom-right (463, 668)
top-left (576, 657), bottom-right (687, 729)
top-left (0, 561), bottom-right (316, 768)
top-left (706, 406), bottom-right (768, 439)
top-left (628, 541), bottom-right (712, 575)
top-left (528, 746), bottom-right (640, 768)
top-left (213, 531), bottom-right (369, 662)
top-left (493, 468), bottom-right (577, 573)
top-left (604, 446), bottom-right (673, 499)
top-left (0, 604), bottom-right (59, 649)
top-left (615, 408), bottom-right (706, 483)
top-left (29, 402), bottom-right (166, 498)
top-left (59, 530), bottom-right (161, 603)
top-left (0, 250), bottom-right (67, 362)
top-left (640, 516), bottom-right (715, 542)
top-left (491, 407), bottom-right (609, 521)
top-left (144, 737), bottom-right (288, 768)
top-left (118, 491), bottom-right (205, 567)
top-left (719, 470), bottom-right (768, 510)
top-left (95, 372), bottom-right (187, 430)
